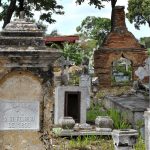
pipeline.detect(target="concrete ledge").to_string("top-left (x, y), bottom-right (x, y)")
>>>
top-left (53, 128), bottom-right (112, 137)
top-left (102, 94), bottom-right (148, 127)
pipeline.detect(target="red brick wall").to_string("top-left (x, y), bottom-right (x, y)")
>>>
top-left (94, 6), bottom-right (148, 87)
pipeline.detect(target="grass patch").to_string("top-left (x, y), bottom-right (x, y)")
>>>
top-left (87, 104), bottom-right (131, 129)
top-left (68, 136), bottom-right (114, 150)
top-left (107, 109), bottom-right (131, 129)
top-left (87, 104), bottom-right (107, 122)
top-left (134, 136), bottom-right (146, 150)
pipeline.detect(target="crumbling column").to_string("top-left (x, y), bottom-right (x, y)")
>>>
top-left (144, 110), bottom-right (150, 150)
top-left (112, 6), bottom-right (127, 32)
top-left (112, 129), bottom-right (138, 150)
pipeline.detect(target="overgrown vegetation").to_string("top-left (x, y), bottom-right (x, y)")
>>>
top-left (111, 58), bottom-right (132, 85)
top-left (68, 73), bottom-right (80, 86)
top-left (140, 37), bottom-right (150, 48)
top-left (52, 87), bottom-right (145, 149)
top-left (134, 136), bottom-right (146, 150)
top-left (107, 109), bottom-right (131, 129)
top-left (76, 16), bottom-right (111, 45)
top-left (87, 104), bottom-right (107, 122)
top-left (87, 104), bottom-right (130, 129)
top-left (51, 129), bottom-right (146, 150)
top-left (96, 86), bottom-right (131, 99)
top-left (68, 136), bottom-right (114, 150)
top-left (89, 86), bottom-right (132, 128)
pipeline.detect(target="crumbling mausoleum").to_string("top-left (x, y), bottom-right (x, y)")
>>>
top-left (94, 6), bottom-right (147, 87)
top-left (0, 14), bottom-right (61, 149)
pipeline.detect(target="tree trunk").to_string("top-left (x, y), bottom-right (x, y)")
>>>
top-left (3, 0), bottom-right (17, 28)
top-left (111, 0), bottom-right (117, 31)
top-left (19, 0), bottom-right (24, 12)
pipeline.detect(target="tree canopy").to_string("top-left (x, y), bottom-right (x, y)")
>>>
top-left (62, 43), bottom-right (84, 65)
top-left (76, 0), bottom-right (110, 9)
top-left (140, 37), bottom-right (150, 48)
top-left (0, 0), bottom-right (118, 29)
top-left (76, 0), bottom-right (117, 30)
top-left (0, 0), bottom-right (64, 28)
top-left (127, 0), bottom-right (150, 29)
top-left (76, 0), bottom-right (117, 9)
top-left (49, 29), bottom-right (60, 37)
top-left (76, 16), bottom-right (111, 44)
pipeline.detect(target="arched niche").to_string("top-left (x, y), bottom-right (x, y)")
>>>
top-left (111, 55), bottom-right (133, 85)
top-left (0, 71), bottom-right (43, 101)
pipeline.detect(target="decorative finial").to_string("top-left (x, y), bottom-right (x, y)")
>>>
top-left (19, 11), bottom-right (25, 19)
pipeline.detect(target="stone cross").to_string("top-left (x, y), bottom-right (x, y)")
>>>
top-left (62, 57), bottom-right (73, 80)
top-left (57, 56), bottom-right (72, 85)
top-left (81, 57), bottom-right (89, 75)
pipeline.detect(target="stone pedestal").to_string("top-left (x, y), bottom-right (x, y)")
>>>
top-left (112, 129), bottom-right (138, 150)
top-left (144, 110), bottom-right (150, 150)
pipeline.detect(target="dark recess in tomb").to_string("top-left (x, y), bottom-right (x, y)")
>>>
top-left (64, 91), bottom-right (81, 123)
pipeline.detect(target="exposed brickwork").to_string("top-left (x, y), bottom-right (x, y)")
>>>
top-left (94, 6), bottom-right (148, 88)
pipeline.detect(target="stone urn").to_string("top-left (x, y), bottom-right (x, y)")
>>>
top-left (59, 117), bottom-right (75, 129)
top-left (95, 116), bottom-right (114, 129)
top-left (112, 129), bottom-right (138, 149)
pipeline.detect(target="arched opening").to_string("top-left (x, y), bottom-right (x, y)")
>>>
top-left (0, 71), bottom-right (42, 101)
top-left (0, 71), bottom-right (43, 130)
top-left (111, 56), bottom-right (132, 85)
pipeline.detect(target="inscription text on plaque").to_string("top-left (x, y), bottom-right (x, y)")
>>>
top-left (0, 101), bottom-right (39, 130)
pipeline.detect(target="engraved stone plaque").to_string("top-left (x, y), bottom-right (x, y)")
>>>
top-left (0, 101), bottom-right (40, 130)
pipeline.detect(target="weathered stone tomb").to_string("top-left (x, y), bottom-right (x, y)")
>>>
top-left (0, 16), bottom-right (61, 149)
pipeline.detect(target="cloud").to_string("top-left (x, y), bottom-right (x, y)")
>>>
top-left (0, 0), bottom-right (149, 38)
top-left (47, 0), bottom-right (149, 39)
top-left (47, 0), bottom-right (112, 35)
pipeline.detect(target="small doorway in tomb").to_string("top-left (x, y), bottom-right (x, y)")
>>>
top-left (64, 91), bottom-right (81, 123)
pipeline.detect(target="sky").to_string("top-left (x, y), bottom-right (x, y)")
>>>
top-left (45, 0), bottom-right (150, 39)
top-left (0, 0), bottom-right (149, 39)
